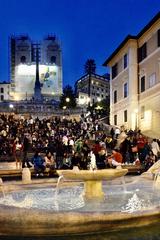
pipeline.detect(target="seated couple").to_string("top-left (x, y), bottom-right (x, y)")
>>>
top-left (32, 150), bottom-right (55, 176)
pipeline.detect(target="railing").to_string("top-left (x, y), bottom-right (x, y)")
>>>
top-left (0, 102), bottom-right (86, 115)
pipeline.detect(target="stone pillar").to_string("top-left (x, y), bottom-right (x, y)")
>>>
top-left (83, 180), bottom-right (104, 200)
top-left (22, 168), bottom-right (31, 184)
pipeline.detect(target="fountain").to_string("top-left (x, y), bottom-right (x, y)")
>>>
top-left (0, 168), bottom-right (160, 238)
top-left (57, 168), bottom-right (128, 200)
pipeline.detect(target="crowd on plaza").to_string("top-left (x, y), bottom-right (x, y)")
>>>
top-left (0, 113), bottom-right (160, 175)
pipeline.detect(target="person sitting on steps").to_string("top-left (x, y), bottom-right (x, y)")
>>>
top-left (32, 150), bottom-right (45, 176)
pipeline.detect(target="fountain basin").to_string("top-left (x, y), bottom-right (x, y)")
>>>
top-left (57, 169), bottom-right (128, 200)
top-left (0, 195), bottom-right (160, 236)
top-left (0, 207), bottom-right (159, 236)
top-left (0, 175), bottom-right (160, 237)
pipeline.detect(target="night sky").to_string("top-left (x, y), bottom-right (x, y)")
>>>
top-left (0, 0), bottom-right (159, 87)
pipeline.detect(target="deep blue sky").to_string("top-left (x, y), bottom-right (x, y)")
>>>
top-left (0, 0), bottom-right (159, 87)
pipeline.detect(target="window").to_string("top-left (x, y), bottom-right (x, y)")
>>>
top-left (112, 63), bottom-right (118, 79)
top-left (124, 83), bottom-right (128, 98)
top-left (158, 29), bottom-right (160, 47)
top-left (20, 56), bottom-right (26, 63)
top-left (141, 106), bottom-right (145, 119)
top-left (138, 43), bottom-right (147, 62)
top-left (124, 110), bottom-right (127, 122)
top-left (50, 56), bottom-right (56, 64)
top-left (114, 90), bottom-right (117, 103)
top-left (0, 95), bottom-right (4, 101)
top-left (114, 115), bottom-right (117, 125)
top-left (0, 88), bottom-right (4, 93)
top-left (149, 73), bottom-right (156, 88)
top-left (141, 76), bottom-right (145, 92)
top-left (124, 54), bottom-right (128, 69)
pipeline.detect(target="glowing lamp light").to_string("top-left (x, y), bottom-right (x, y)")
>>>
top-left (87, 97), bottom-right (91, 103)
top-left (66, 97), bottom-right (70, 103)
top-left (79, 98), bottom-right (85, 105)
top-left (63, 106), bottom-right (67, 110)
top-left (9, 104), bottom-right (14, 109)
top-left (95, 105), bottom-right (102, 110)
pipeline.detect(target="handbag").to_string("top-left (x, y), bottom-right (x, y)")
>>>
top-left (131, 146), bottom-right (138, 153)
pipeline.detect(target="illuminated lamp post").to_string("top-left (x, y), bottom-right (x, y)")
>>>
top-left (95, 105), bottom-right (103, 119)
top-left (66, 97), bottom-right (70, 103)
top-left (65, 97), bottom-right (70, 115)
top-left (9, 104), bottom-right (14, 113)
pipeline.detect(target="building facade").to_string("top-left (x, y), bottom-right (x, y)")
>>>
top-left (0, 82), bottom-right (10, 102)
top-left (9, 35), bottom-right (63, 101)
top-left (75, 73), bottom-right (110, 106)
top-left (103, 12), bottom-right (160, 137)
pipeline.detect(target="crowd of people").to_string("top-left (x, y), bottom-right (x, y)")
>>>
top-left (0, 113), bottom-right (160, 175)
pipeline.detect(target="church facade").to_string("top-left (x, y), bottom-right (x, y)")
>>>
top-left (9, 35), bottom-right (63, 101)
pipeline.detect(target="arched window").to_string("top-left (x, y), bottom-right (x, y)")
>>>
top-left (50, 56), bottom-right (56, 64)
top-left (20, 56), bottom-right (26, 63)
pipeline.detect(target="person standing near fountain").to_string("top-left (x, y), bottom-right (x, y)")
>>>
top-left (22, 134), bottom-right (32, 168)
top-left (13, 138), bottom-right (23, 169)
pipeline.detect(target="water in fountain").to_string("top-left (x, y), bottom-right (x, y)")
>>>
top-left (0, 177), bottom-right (159, 212)
top-left (0, 173), bottom-right (160, 239)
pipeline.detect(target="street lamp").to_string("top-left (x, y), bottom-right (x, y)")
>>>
top-left (66, 97), bottom-right (70, 103)
top-left (9, 104), bottom-right (14, 109)
top-left (9, 104), bottom-right (14, 113)
top-left (97, 97), bottom-right (101, 102)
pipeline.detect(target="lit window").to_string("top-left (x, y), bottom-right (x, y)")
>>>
top-left (149, 73), bottom-right (156, 88)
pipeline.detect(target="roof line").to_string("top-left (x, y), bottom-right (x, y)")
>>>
top-left (103, 11), bottom-right (160, 66)
top-left (103, 35), bottom-right (136, 66)
top-left (75, 73), bottom-right (109, 85)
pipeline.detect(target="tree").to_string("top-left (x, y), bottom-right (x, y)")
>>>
top-left (59, 85), bottom-right (77, 109)
top-left (84, 59), bottom-right (96, 74)
top-left (88, 97), bottom-right (110, 123)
